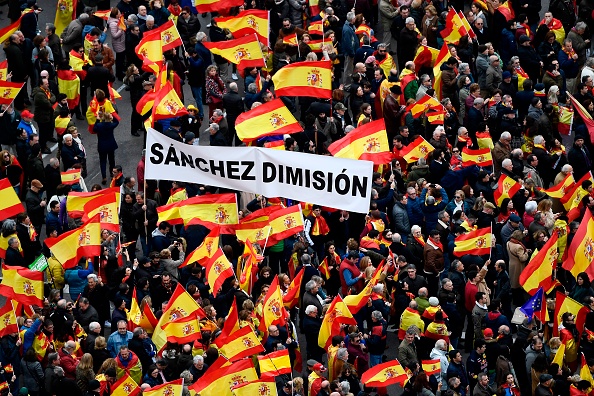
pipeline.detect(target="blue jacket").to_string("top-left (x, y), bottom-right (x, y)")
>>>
top-left (194, 42), bottom-right (212, 66)
top-left (341, 23), bottom-right (358, 58)
top-left (421, 187), bottom-right (449, 232)
top-left (21, 319), bottom-right (42, 353)
top-left (149, 7), bottom-right (171, 27)
top-left (93, 120), bottom-right (120, 153)
top-left (45, 210), bottom-right (62, 235)
top-left (558, 49), bottom-right (580, 79)
top-left (64, 262), bottom-right (94, 299)
top-left (406, 196), bottom-right (424, 227)
top-left (499, 28), bottom-right (517, 65)
top-left (81, 25), bottom-right (107, 44)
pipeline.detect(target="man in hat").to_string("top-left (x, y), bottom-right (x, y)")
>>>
top-left (308, 362), bottom-right (328, 396)
top-left (499, 71), bottom-right (516, 98)
top-left (568, 136), bottom-right (592, 180)
top-left (163, 119), bottom-right (183, 142)
top-left (384, 84), bottom-right (405, 140)
top-left (535, 374), bottom-right (554, 396)
top-left (332, 102), bottom-right (351, 139)
top-left (180, 105), bottom-right (201, 136)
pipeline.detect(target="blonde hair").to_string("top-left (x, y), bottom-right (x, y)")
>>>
top-left (537, 199), bottom-right (552, 212)
top-left (95, 336), bottom-right (107, 350)
top-left (160, 249), bottom-right (171, 259)
top-left (359, 256), bottom-right (372, 272)
top-left (78, 353), bottom-right (94, 370)
top-left (97, 357), bottom-right (116, 374)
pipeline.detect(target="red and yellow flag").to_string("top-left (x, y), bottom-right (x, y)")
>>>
top-left (190, 359), bottom-right (258, 396)
top-left (128, 288), bottom-right (158, 333)
top-left (520, 232), bottom-right (560, 294)
top-left (44, 214), bottom-right (102, 268)
top-left (151, 20), bottom-right (183, 52)
top-left (162, 312), bottom-right (201, 344)
top-left (271, 60), bottom-right (332, 99)
top-left (0, 60), bottom-right (8, 81)
top-left (232, 379), bottom-right (277, 396)
top-left (67, 187), bottom-right (120, 218)
top-left (260, 276), bottom-right (288, 332)
top-left (308, 20), bottom-right (324, 36)
top-left (440, 8), bottom-right (465, 44)
top-left (498, 0), bottom-right (515, 21)
top-left (232, 221), bottom-right (271, 246)
top-left (195, 0), bottom-right (244, 13)
top-left (69, 50), bottom-right (91, 80)
top-left (360, 360), bottom-right (409, 387)
top-left (540, 173), bottom-right (575, 198)
top-left (554, 291), bottom-right (588, 336)
top-left (267, 205), bottom-right (304, 245)
top-left (203, 34), bottom-right (265, 70)
top-left (0, 233), bottom-right (20, 260)
top-left (60, 169), bottom-right (81, 185)
top-left (561, 172), bottom-right (594, 221)
top-left (405, 94), bottom-right (441, 118)
top-left (0, 11), bottom-right (30, 44)
top-left (307, 39), bottom-right (326, 53)
top-left (82, 193), bottom-right (120, 232)
top-left (257, 349), bottom-right (292, 377)
top-left (494, 174), bottom-right (521, 207)
top-left (283, 268), bottom-right (304, 309)
top-left (309, 0), bottom-right (320, 15)
top-left (239, 239), bottom-right (259, 293)
top-left (400, 135), bottom-right (435, 163)
top-left (422, 359), bottom-right (441, 376)
top-left (182, 226), bottom-right (220, 268)
top-left (413, 45), bottom-right (439, 70)
top-left (344, 264), bottom-right (383, 313)
top-left (205, 248), bottom-right (235, 297)
top-left (56, 69), bottom-right (80, 109)
top-left (476, 131), bottom-right (494, 149)
top-left (462, 147), bottom-right (493, 167)
top-left (86, 96), bottom-right (120, 133)
top-left (562, 210), bottom-right (594, 280)
top-left (135, 31), bottom-right (163, 73)
top-left (0, 178), bottom-right (24, 222)
top-left (152, 82), bottom-right (188, 121)
top-left (55, 116), bottom-right (70, 136)
top-left (216, 298), bottom-right (240, 341)
top-left (54, 0), bottom-right (76, 36)
top-left (0, 81), bottom-right (24, 106)
top-left (432, 42), bottom-right (449, 101)
top-left (282, 34), bottom-right (298, 46)
top-left (427, 110), bottom-right (446, 124)
top-left (0, 266), bottom-right (44, 306)
top-left (111, 373), bottom-right (141, 396)
top-left (215, 10), bottom-right (269, 46)
top-left (176, 194), bottom-right (239, 227)
top-left (558, 106), bottom-right (573, 135)
top-left (0, 302), bottom-right (18, 337)
top-left (108, 82), bottom-right (121, 101)
top-left (327, 119), bottom-right (393, 165)
top-left (218, 325), bottom-right (264, 361)
top-left (458, 11), bottom-right (477, 39)
top-left (235, 98), bottom-right (301, 142)
top-left (143, 379), bottom-right (183, 396)
top-left (453, 227), bottom-right (492, 257)
top-left (318, 295), bottom-right (357, 349)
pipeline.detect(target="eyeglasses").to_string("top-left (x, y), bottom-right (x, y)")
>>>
top-left (455, 196), bottom-right (462, 199)
top-left (452, 150), bottom-right (459, 153)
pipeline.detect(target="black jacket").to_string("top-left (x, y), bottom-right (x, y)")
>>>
top-left (86, 65), bottom-right (116, 96)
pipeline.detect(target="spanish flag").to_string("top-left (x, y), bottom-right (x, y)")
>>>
top-left (344, 264), bottom-right (383, 313)
top-left (0, 60), bottom-right (7, 81)
top-left (476, 131), bottom-right (494, 149)
top-left (360, 360), bottom-right (409, 387)
top-left (0, 178), bottom-right (24, 222)
top-left (55, 116), bottom-right (71, 136)
top-left (562, 210), bottom-right (594, 280)
top-left (82, 193), bottom-right (120, 232)
top-left (111, 373), bottom-right (141, 396)
top-left (318, 253), bottom-right (337, 279)
top-left (86, 96), bottom-right (120, 133)
top-left (560, 172), bottom-right (594, 221)
top-left (400, 135), bottom-right (435, 163)
top-left (60, 169), bottom-right (81, 185)
top-left (579, 353), bottom-right (594, 388)
top-left (308, 20), bottom-right (324, 36)
top-left (182, 226), bottom-right (220, 267)
top-left (497, 0), bottom-right (515, 21)
top-left (318, 295), bottom-right (357, 349)
top-left (190, 359), bottom-right (258, 396)
top-left (67, 187), bottom-right (120, 218)
top-left (458, 11), bottom-right (477, 39)
top-left (177, 194), bottom-right (239, 227)
top-left (233, 221), bottom-right (271, 246)
top-left (196, 0), bottom-right (244, 12)
top-left (44, 214), bottom-right (102, 268)
top-left (258, 350), bottom-right (292, 377)
top-left (69, 50), bottom-right (91, 80)
top-left (267, 205), bottom-right (304, 245)
top-left (162, 312), bottom-right (202, 344)
top-left (540, 173), bottom-right (575, 198)
top-left (440, 8), bottom-right (465, 44)
top-left (135, 31), bottom-right (163, 73)
top-left (0, 265), bottom-right (44, 306)
top-left (108, 82), bottom-right (121, 101)
top-left (217, 297), bottom-right (240, 339)
top-left (405, 94), bottom-right (441, 118)
top-left (157, 200), bottom-right (183, 226)
top-left (239, 239), bottom-right (260, 294)
top-left (216, 10), bottom-right (270, 46)
top-left (516, 66), bottom-right (529, 91)
top-left (558, 106), bottom-right (573, 135)
top-left (426, 110), bottom-right (445, 125)
top-left (520, 232), bottom-right (560, 294)
top-left (551, 341), bottom-right (565, 369)
top-left (152, 284), bottom-right (204, 352)
top-left (283, 267), bottom-right (304, 309)
top-left (307, 39), bottom-right (326, 53)
top-left (282, 33), bottom-right (298, 46)
top-left (272, 60), bottom-right (332, 99)
top-left (128, 288), bottom-right (158, 333)
top-left (203, 34), bottom-right (265, 70)
top-left (0, 303), bottom-right (18, 338)
top-left (235, 98), bottom-right (302, 143)
top-left (432, 42), bottom-right (449, 100)
top-left (0, 81), bottom-right (24, 106)
top-left (53, 0), bottom-right (76, 36)
top-left (143, 379), bottom-right (183, 396)
top-left (494, 174), bottom-right (521, 207)
top-left (93, 9), bottom-right (110, 19)
top-left (453, 227), bottom-right (492, 257)
top-left (568, 93), bottom-right (594, 143)
top-left (263, 137), bottom-right (285, 150)
top-left (461, 147), bottom-right (493, 167)
top-left (0, 12), bottom-right (28, 44)
top-left (553, 291), bottom-right (588, 337)
top-left (413, 45), bottom-right (439, 70)
top-left (218, 325), bottom-right (264, 361)
top-left (0, 233), bottom-right (20, 260)
top-left (422, 359), bottom-right (441, 376)
top-left (152, 82), bottom-right (188, 121)
top-left (309, 0), bottom-right (320, 15)
top-left (56, 70), bottom-right (80, 109)
top-left (232, 379), bottom-right (277, 396)
top-left (135, 89), bottom-right (157, 116)
top-left (260, 276), bottom-right (288, 333)
top-left (240, 205), bottom-right (282, 223)
top-left (327, 119), bottom-right (393, 165)
top-left (149, 20), bottom-right (183, 52)
top-left (205, 248), bottom-right (235, 297)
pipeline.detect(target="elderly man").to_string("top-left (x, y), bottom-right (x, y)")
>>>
top-left (208, 123), bottom-right (227, 146)
top-left (485, 55), bottom-right (502, 96)
top-left (189, 355), bottom-right (208, 382)
top-left (128, 327), bottom-right (154, 373)
top-left (107, 320), bottom-right (133, 357)
top-left (303, 305), bottom-right (324, 362)
top-left (5, 237), bottom-right (24, 266)
top-left (467, 97), bottom-right (485, 138)
top-left (82, 273), bottom-right (110, 328)
top-left (416, 74), bottom-right (432, 100)
top-left (567, 22), bottom-right (590, 68)
top-left (85, 322), bottom-right (101, 353)
top-left (341, 12), bottom-right (357, 85)
top-left (302, 280), bottom-right (323, 318)
top-left (222, 82), bottom-right (244, 146)
top-left (75, 297), bottom-right (99, 333)
top-left (61, 14), bottom-right (89, 54)
top-left (115, 345), bottom-right (142, 384)
top-left (492, 132), bottom-right (512, 175)
top-left (58, 341), bottom-right (79, 379)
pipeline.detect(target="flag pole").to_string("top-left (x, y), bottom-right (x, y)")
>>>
top-left (489, 224), bottom-right (493, 260)
top-left (296, 33), bottom-right (300, 58)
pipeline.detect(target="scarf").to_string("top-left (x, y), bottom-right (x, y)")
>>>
top-left (110, 173), bottom-right (122, 188)
top-left (533, 143), bottom-right (548, 153)
top-left (413, 235), bottom-right (425, 247)
top-left (311, 214), bottom-right (330, 236)
top-left (520, 23), bottom-right (532, 37)
top-left (428, 236), bottom-right (443, 251)
top-left (509, 237), bottom-right (526, 250)
top-left (563, 45), bottom-right (576, 59)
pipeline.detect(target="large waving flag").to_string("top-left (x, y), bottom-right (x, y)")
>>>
top-left (190, 359), bottom-right (258, 396)
top-left (432, 42), bottom-right (450, 100)
top-left (0, 11), bottom-right (31, 43)
top-left (360, 360), bottom-right (409, 387)
top-left (232, 379), bottom-right (277, 396)
top-left (327, 119), bottom-right (393, 165)
top-left (53, 0), bottom-right (76, 36)
top-left (0, 81), bottom-right (25, 106)
top-left (57, 70), bottom-right (80, 110)
top-left (111, 373), bottom-right (141, 396)
top-left (203, 34), bottom-right (265, 71)
top-left (308, 20), bottom-right (324, 35)
top-left (540, 173), bottom-right (575, 198)
top-left (0, 178), bottom-right (24, 222)
top-left (215, 10), bottom-right (269, 46)
top-left (143, 379), bottom-right (183, 396)
top-left (235, 98), bottom-right (302, 143)
top-left (151, 20), bottom-right (183, 51)
top-left (0, 302), bottom-right (18, 337)
top-left (554, 291), bottom-right (588, 336)
top-left (44, 214), bottom-right (102, 268)
top-left (135, 31), bottom-right (163, 73)
top-left (217, 325), bottom-right (265, 361)
top-left (560, 171), bottom-right (594, 221)
top-left (413, 45), bottom-right (440, 70)
top-left (257, 350), bottom-right (291, 377)
top-left (0, 266), bottom-right (44, 305)
top-left (318, 295), bottom-right (357, 349)
top-left (82, 193), bottom-right (120, 232)
top-left (66, 187), bottom-right (120, 218)
top-left (461, 147), bottom-right (493, 167)
top-left (344, 264), bottom-right (383, 313)
top-left (182, 226), bottom-right (220, 267)
top-left (127, 288), bottom-right (158, 333)
top-left (271, 60), bottom-right (332, 99)
top-left (568, 93), bottom-right (594, 144)
top-left (498, 0), bottom-right (515, 21)
top-left (440, 8), bottom-right (465, 44)
top-left (453, 227), bottom-right (492, 257)
top-left (232, 221), bottom-right (271, 246)
top-left (267, 205), bottom-right (304, 245)
top-left (519, 287), bottom-right (546, 323)
top-left (195, 0), bottom-right (244, 12)
top-left (162, 312), bottom-right (202, 344)
top-left (260, 276), bottom-right (288, 332)
top-left (494, 174), bottom-right (522, 207)
top-left (562, 210), bottom-right (594, 280)
top-left (152, 82), bottom-right (188, 121)
top-left (519, 233), bottom-right (560, 294)
top-left (283, 268), bottom-right (304, 309)
top-left (177, 194), bottom-right (239, 227)
top-left (400, 135), bottom-right (435, 163)
top-left (205, 248), bottom-right (235, 296)
top-left (458, 11), bottom-right (477, 39)
top-left (405, 94), bottom-right (442, 118)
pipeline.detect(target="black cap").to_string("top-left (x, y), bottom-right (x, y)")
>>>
top-left (170, 119), bottom-right (182, 127)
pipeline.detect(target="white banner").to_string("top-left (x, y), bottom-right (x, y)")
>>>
top-left (145, 128), bottom-right (374, 213)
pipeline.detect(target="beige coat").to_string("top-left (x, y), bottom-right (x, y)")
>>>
top-left (507, 240), bottom-right (530, 289)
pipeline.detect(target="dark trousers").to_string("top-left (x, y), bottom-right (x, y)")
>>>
top-left (37, 120), bottom-right (54, 148)
top-left (115, 51), bottom-right (126, 79)
top-left (98, 150), bottom-right (115, 179)
top-left (131, 108), bottom-right (143, 134)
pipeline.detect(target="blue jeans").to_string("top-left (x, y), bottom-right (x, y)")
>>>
top-left (190, 86), bottom-right (204, 119)
top-left (370, 354), bottom-right (382, 367)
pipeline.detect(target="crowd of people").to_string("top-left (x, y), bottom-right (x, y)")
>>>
top-left (1, 0), bottom-right (594, 396)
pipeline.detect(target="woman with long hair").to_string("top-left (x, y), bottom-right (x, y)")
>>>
top-left (413, 370), bottom-right (441, 396)
top-left (507, 230), bottom-right (531, 306)
top-left (76, 353), bottom-right (95, 391)
top-left (569, 272), bottom-right (594, 302)
top-left (205, 65), bottom-right (226, 118)
top-left (123, 64), bottom-right (147, 137)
